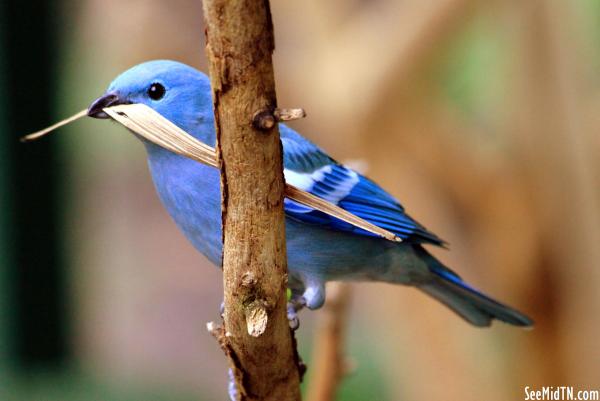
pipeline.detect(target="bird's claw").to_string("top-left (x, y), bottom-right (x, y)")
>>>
top-left (287, 296), bottom-right (306, 331)
top-left (228, 368), bottom-right (238, 401)
top-left (287, 309), bottom-right (300, 331)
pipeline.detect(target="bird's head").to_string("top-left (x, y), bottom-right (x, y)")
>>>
top-left (88, 60), bottom-right (215, 145)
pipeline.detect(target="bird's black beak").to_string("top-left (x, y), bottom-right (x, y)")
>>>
top-left (87, 93), bottom-right (127, 119)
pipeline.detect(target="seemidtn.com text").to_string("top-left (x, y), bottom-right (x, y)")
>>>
top-left (524, 386), bottom-right (599, 401)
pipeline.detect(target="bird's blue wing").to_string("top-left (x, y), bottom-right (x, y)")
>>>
top-left (280, 125), bottom-right (446, 246)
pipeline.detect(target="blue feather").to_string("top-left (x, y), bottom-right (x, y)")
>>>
top-left (280, 135), bottom-right (446, 245)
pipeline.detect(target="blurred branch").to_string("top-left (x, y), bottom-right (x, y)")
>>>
top-left (357, 0), bottom-right (542, 296)
top-left (304, 0), bottom-right (476, 121)
top-left (203, 0), bottom-right (301, 400)
top-left (306, 283), bottom-right (352, 401)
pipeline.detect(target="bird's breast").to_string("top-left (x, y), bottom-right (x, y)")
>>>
top-left (146, 150), bottom-right (223, 265)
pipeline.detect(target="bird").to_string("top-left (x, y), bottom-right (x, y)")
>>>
top-left (87, 59), bottom-right (533, 328)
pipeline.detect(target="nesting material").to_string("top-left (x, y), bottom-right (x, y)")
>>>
top-left (21, 103), bottom-right (401, 243)
top-left (20, 109), bottom-right (88, 142)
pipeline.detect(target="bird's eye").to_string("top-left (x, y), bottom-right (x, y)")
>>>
top-left (147, 83), bottom-right (166, 100)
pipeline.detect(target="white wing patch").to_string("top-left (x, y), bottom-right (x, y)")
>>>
top-left (283, 168), bottom-right (315, 191)
top-left (284, 165), bottom-right (359, 211)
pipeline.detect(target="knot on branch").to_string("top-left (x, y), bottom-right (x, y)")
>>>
top-left (241, 271), bottom-right (258, 287)
top-left (246, 300), bottom-right (269, 337)
top-left (252, 110), bottom-right (276, 131)
top-left (238, 271), bottom-right (271, 337)
top-left (252, 108), bottom-right (306, 131)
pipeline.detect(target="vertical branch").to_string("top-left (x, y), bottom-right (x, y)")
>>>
top-left (203, 1), bottom-right (301, 401)
top-left (306, 283), bottom-right (352, 401)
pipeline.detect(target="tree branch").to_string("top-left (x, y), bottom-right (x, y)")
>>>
top-left (203, 1), bottom-right (302, 400)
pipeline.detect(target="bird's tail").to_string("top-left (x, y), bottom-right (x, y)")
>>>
top-left (418, 257), bottom-right (533, 328)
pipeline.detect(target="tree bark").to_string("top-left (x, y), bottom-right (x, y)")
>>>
top-left (202, 1), bottom-right (302, 400)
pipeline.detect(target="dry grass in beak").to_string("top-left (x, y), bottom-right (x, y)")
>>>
top-left (22, 103), bottom-right (401, 243)
top-left (105, 104), bottom-right (218, 168)
top-left (20, 109), bottom-right (88, 142)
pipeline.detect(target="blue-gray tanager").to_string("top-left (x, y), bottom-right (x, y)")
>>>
top-left (88, 60), bottom-right (532, 327)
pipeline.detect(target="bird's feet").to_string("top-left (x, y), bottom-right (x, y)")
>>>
top-left (287, 296), bottom-right (306, 331)
top-left (227, 368), bottom-right (238, 401)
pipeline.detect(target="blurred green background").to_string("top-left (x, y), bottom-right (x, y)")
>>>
top-left (1, 1), bottom-right (599, 400)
